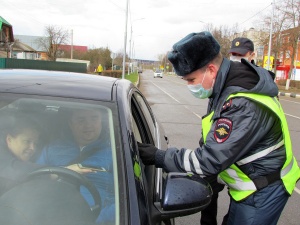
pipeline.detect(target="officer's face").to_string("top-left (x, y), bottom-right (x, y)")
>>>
top-left (230, 52), bottom-right (255, 62)
top-left (183, 64), bottom-right (217, 89)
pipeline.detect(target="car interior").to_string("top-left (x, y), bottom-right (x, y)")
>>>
top-left (0, 96), bottom-right (117, 225)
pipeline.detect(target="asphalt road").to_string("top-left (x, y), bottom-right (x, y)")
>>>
top-left (138, 70), bottom-right (300, 225)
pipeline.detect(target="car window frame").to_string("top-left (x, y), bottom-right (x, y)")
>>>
top-left (130, 90), bottom-right (165, 224)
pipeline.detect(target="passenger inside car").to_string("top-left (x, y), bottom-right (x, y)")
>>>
top-left (0, 113), bottom-right (98, 193)
top-left (36, 107), bottom-right (115, 224)
top-left (0, 115), bottom-right (44, 194)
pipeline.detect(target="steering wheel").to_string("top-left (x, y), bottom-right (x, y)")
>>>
top-left (25, 167), bottom-right (101, 218)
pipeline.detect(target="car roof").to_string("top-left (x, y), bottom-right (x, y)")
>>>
top-left (0, 69), bottom-right (125, 101)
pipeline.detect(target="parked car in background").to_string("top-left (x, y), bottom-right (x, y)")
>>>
top-left (154, 69), bottom-right (163, 78)
top-left (0, 69), bottom-right (212, 225)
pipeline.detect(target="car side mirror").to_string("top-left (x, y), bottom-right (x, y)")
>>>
top-left (154, 172), bottom-right (212, 220)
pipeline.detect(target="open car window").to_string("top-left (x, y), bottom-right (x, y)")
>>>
top-left (0, 95), bottom-right (119, 225)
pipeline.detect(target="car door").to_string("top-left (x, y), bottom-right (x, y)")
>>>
top-left (130, 90), bottom-right (172, 225)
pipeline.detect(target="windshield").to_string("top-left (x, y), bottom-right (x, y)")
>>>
top-left (0, 95), bottom-right (118, 225)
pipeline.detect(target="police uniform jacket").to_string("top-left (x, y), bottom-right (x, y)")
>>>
top-left (155, 58), bottom-right (286, 182)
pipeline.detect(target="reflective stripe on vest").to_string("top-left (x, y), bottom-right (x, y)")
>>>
top-left (236, 140), bottom-right (284, 166)
top-left (202, 93), bottom-right (300, 201)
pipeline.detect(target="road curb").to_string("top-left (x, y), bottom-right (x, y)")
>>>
top-left (279, 92), bottom-right (300, 98)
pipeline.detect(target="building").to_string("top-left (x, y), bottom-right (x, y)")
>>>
top-left (0, 16), bottom-right (14, 58)
top-left (14, 35), bottom-right (48, 60)
top-left (262, 27), bottom-right (300, 81)
top-left (12, 41), bottom-right (38, 59)
top-left (59, 44), bottom-right (88, 53)
top-left (14, 35), bottom-right (88, 61)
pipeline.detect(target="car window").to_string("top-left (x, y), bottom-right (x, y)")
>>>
top-left (0, 95), bottom-right (119, 225)
top-left (131, 92), bottom-right (156, 144)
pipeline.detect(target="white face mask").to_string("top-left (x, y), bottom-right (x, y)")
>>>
top-left (187, 70), bottom-right (214, 99)
top-left (230, 55), bottom-right (249, 62)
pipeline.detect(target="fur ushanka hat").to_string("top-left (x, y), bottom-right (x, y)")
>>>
top-left (168, 31), bottom-right (220, 76)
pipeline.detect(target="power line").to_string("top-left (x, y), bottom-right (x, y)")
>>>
top-left (1, 1), bottom-right (45, 26)
top-left (108, 0), bottom-right (125, 11)
top-left (239, 3), bottom-right (272, 26)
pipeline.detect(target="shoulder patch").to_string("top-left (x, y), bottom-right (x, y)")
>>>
top-left (214, 118), bottom-right (232, 143)
top-left (221, 99), bottom-right (232, 112)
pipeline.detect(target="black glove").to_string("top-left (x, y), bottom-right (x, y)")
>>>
top-left (137, 142), bottom-right (158, 165)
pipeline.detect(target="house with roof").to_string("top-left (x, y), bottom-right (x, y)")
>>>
top-left (14, 35), bottom-right (48, 60)
top-left (0, 16), bottom-right (14, 58)
top-left (11, 41), bottom-right (39, 59)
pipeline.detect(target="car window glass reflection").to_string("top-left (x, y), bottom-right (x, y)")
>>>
top-left (0, 98), bottom-right (117, 225)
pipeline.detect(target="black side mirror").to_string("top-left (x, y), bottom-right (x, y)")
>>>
top-left (154, 172), bottom-right (212, 220)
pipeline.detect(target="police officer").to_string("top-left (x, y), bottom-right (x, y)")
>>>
top-left (138, 31), bottom-right (300, 225)
top-left (229, 37), bottom-right (256, 63)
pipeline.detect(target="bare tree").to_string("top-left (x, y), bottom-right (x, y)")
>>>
top-left (283, 0), bottom-right (300, 83)
top-left (37, 25), bottom-right (69, 61)
top-left (113, 51), bottom-right (128, 69)
top-left (257, 0), bottom-right (300, 90)
top-left (258, 2), bottom-right (289, 74)
top-left (208, 24), bottom-right (238, 58)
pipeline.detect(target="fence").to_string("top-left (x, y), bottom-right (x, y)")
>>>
top-left (0, 58), bottom-right (87, 73)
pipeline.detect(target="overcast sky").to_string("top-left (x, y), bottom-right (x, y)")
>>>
top-left (1, 0), bottom-right (272, 61)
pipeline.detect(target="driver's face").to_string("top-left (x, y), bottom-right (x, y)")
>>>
top-left (69, 109), bottom-right (102, 147)
top-left (6, 128), bottom-right (39, 161)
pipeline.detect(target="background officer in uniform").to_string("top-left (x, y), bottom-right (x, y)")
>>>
top-left (229, 37), bottom-right (255, 63)
top-left (138, 31), bottom-right (300, 225)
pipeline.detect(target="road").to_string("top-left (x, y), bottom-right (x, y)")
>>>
top-left (138, 70), bottom-right (300, 225)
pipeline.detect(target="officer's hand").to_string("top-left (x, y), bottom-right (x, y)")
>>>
top-left (137, 142), bottom-right (158, 165)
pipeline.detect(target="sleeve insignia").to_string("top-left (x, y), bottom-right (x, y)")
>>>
top-left (214, 118), bottom-right (232, 143)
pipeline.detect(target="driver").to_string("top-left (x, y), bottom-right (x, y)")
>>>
top-left (36, 107), bottom-right (115, 224)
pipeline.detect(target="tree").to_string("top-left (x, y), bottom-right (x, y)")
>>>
top-left (37, 25), bottom-right (69, 61)
top-left (199, 23), bottom-right (239, 58)
top-left (282, 0), bottom-right (300, 83)
top-left (113, 51), bottom-right (128, 69)
top-left (209, 25), bottom-right (236, 58)
top-left (257, 2), bottom-right (289, 74)
top-left (81, 47), bottom-right (115, 70)
top-left (258, 0), bottom-right (300, 89)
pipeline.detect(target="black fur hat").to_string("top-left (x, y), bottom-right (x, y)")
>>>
top-left (167, 31), bottom-right (220, 76)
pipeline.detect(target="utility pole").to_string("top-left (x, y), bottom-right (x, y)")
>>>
top-left (267, 0), bottom-right (274, 71)
top-left (128, 18), bottom-right (144, 75)
top-left (128, 26), bottom-right (133, 75)
top-left (71, 29), bottom-right (73, 59)
top-left (122, 0), bottom-right (129, 79)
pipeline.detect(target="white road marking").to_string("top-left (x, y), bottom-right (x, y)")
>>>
top-left (150, 81), bottom-right (180, 103)
top-left (184, 105), bottom-right (202, 119)
top-left (280, 99), bottom-right (300, 104)
top-left (151, 81), bottom-right (202, 119)
top-left (294, 187), bottom-right (300, 195)
top-left (285, 113), bottom-right (300, 120)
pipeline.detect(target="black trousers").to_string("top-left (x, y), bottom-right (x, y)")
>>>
top-left (201, 175), bottom-right (225, 225)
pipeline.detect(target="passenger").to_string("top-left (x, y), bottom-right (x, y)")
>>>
top-left (37, 107), bottom-right (115, 224)
top-left (0, 116), bottom-right (43, 194)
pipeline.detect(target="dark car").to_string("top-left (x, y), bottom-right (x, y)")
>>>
top-left (0, 69), bottom-right (212, 225)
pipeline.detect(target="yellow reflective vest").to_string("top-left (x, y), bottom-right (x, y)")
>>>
top-left (202, 93), bottom-right (300, 201)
